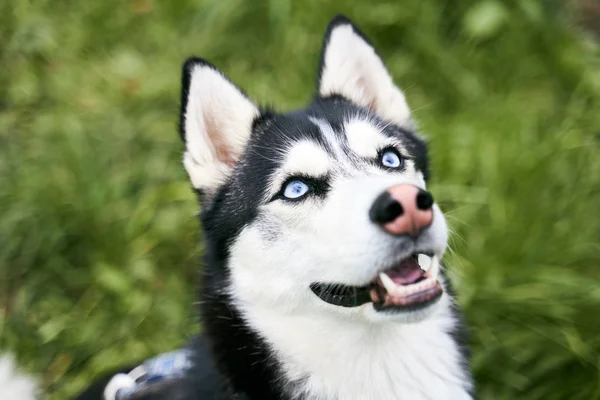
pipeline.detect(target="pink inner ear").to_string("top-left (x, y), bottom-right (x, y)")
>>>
top-left (368, 96), bottom-right (379, 115)
top-left (350, 74), bottom-right (379, 115)
top-left (205, 112), bottom-right (235, 166)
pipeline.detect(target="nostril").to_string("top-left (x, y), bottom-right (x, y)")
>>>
top-left (370, 192), bottom-right (403, 224)
top-left (416, 189), bottom-right (434, 210)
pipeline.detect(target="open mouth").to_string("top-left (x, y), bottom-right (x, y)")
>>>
top-left (310, 253), bottom-right (443, 313)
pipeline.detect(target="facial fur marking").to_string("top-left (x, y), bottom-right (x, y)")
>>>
top-left (266, 140), bottom-right (331, 200)
top-left (344, 117), bottom-right (404, 159)
top-left (308, 117), bottom-right (344, 159)
top-left (283, 141), bottom-right (330, 177)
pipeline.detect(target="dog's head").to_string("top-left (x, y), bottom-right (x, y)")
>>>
top-left (180, 16), bottom-right (449, 325)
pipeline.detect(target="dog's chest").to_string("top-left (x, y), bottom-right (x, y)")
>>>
top-left (246, 308), bottom-right (471, 400)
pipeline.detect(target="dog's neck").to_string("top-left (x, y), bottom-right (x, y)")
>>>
top-left (234, 294), bottom-right (472, 400)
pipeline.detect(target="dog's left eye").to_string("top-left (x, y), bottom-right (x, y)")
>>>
top-left (283, 179), bottom-right (310, 200)
top-left (380, 149), bottom-right (403, 169)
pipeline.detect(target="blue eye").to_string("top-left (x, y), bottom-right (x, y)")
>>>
top-left (380, 149), bottom-right (403, 169)
top-left (283, 179), bottom-right (310, 199)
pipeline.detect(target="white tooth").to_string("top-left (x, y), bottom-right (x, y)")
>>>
top-left (398, 285), bottom-right (410, 296)
top-left (379, 272), bottom-right (397, 294)
top-left (418, 254), bottom-right (432, 272)
top-left (429, 255), bottom-right (439, 281)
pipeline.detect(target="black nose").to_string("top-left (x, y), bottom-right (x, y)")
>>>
top-left (369, 191), bottom-right (403, 224)
top-left (416, 189), bottom-right (434, 210)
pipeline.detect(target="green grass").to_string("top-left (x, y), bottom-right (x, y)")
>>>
top-left (1, 0), bottom-right (599, 398)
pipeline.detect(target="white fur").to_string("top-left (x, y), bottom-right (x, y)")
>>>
top-left (0, 354), bottom-right (38, 400)
top-left (242, 298), bottom-right (470, 400)
top-left (182, 65), bottom-right (259, 193)
top-left (227, 117), bottom-right (470, 399)
top-left (345, 118), bottom-right (399, 158)
top-left (283, 141), bottom-right (330, 177)
top-left (319, 24), bottom-right (412, 128)
top-left (230, 210), bottom-right (469, 399)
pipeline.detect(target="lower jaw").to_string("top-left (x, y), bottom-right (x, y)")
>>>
top-left (372, 287), bottom-right (443, 314)
top-left (369, 298), bottom-right (443, 325)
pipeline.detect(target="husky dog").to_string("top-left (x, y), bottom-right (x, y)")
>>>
top-left (72, 14), bottom-right (472, 400)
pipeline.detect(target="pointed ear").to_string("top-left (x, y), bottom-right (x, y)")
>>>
top-left (179, 58), bottom-right (260, 195)
top-left (317, 15), bottom-right (412, 128)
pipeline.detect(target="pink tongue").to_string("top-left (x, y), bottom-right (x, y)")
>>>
top-left (387, 258), bottom-right (423, 285)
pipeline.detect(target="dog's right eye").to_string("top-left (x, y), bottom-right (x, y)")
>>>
top-left (282, 179), bottom-right (310, 200)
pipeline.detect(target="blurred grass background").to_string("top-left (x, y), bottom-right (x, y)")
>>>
top-left (1, 0), bottom-right (599, 398)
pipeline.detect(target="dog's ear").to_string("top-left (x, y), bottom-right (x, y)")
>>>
top-left (317, 15), bottom-right (412, 128)
top-left (179, 58), bottom-right (260, 196)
